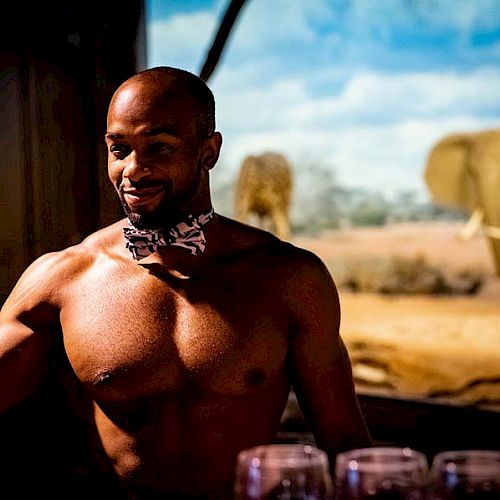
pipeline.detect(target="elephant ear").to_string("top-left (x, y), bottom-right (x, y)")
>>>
top-left (424, 133), bottom-right (475, 212)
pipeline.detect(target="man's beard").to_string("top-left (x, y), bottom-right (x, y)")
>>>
top-left (119, 169), bottom-right (203, 230)
top-left (120, 197), bottom-right (167, 230)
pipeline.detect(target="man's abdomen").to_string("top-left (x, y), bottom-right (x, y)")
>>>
top-left (91, 383), bottom-right (290, 497)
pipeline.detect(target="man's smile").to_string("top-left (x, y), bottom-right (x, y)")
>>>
top-left (123, 186), bottom-right (165, 208)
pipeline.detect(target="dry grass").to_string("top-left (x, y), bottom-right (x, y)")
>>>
top-left (291, 221), bottom-right (500, 409)
top-left (338, 253), bottom-right (484, 295)
top-left (293, 221), bottom-right (495, 275)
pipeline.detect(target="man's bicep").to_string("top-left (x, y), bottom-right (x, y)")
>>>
top-left (287, 256), bottom-right (371, 456)
top-left (0, 317), bottom-right (52, 413)
top-left (289, 331), bottom-right (371, 459)
top-left (0, 254), bottom-right (61, 413)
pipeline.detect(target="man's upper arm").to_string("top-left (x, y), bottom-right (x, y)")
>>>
top-left (0, 252), bottom-right (64, 413)
top-left (284, 251), bottom-right (371, 458)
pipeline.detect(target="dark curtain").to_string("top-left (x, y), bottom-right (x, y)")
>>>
top-left (0, 2), bottom-right (145, 495)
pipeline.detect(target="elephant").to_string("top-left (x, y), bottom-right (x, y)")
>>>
top-left (424, 129), bottom-right (500, 276)
top-left (234, 152), bottom-right (293, 240)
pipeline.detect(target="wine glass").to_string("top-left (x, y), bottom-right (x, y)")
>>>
top-left (234, 443), bottom-right (333, 499)
top-left (334, 447), bottom-right (428, 499)
top-left (427, 450), bottom-right (500, 499)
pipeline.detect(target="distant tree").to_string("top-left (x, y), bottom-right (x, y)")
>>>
top-left (350, 194), bottom-right (390, 227)
top-left (291, 162), bottom-right (340, 234)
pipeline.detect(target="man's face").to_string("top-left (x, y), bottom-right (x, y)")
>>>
top-left (106, 81), bottom-right (208, 229)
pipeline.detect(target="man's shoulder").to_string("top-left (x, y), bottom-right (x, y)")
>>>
top-left (2, 220), bottom-right (126, 311)
top-left (37, 220), bottom-right (125, 276)
top-left (215, 216), bottom-right (328, 272)
top-left (12, 245), bottom-right (94, 301)
top-left (0, 248), bottom-right (87, 317)
top-left (266, 240), bottom-right (332, 284)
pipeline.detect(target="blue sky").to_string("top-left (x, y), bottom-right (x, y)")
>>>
top-left (146, 0), bottom-right (500, 207)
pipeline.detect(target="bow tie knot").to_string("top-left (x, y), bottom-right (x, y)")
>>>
top-left (123, 209), bottom-right (214, 261)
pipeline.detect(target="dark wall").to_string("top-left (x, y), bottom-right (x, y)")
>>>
top-left (0, 0), bottom-right (146, 305)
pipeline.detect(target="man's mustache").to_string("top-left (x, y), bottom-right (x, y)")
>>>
top-left (119, 180), bottom-right (172, 192)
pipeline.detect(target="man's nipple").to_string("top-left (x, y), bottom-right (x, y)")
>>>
top-left (93, 370), bottom-right (116, 386)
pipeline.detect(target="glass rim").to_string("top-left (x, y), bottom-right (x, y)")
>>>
top-left (431, 449), bottom-right (500, 473)
top-left (432, 449), bottom-right (500, 462)
top-left (335, 447), bottom-right (428, 474)
top-left (237, 444), bottom-right (329, 468)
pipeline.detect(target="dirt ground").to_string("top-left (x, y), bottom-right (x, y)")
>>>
top-left (291, 221), bottom-right (500, 410)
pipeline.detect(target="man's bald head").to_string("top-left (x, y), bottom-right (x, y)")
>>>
top-left (112, 66), bottom-right (216, 139)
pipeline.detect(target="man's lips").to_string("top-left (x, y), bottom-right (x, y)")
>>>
top-left (123, 186), bottom-right (165, 207)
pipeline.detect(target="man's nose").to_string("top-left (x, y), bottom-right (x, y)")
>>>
top-left (123, 152), bottom-right (151, 181)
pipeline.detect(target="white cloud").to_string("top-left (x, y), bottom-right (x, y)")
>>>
top-left (211, 67), bottom-right (500, 200)
top-left (147, 0), bottom-right (334, 76)
top-left (214, 114), bottom-right (499, 203)
top-left (225, 0), bottom-right (329, 52)
top-left (213, 67), bottom-right (500, 134)
top-left (148, 11), bottom-right (218, 71)
top-left (211, 65), bottom-right (500, 139)
top-left (343, 0), bottom-right (500, 36)
top-left (290, 68), bottom-right (500, 126)
top-left (213, 78), bottom-right (308, 133)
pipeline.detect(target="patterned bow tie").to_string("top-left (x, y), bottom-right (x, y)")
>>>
top-left (123, 209), bottom-right (215, 261)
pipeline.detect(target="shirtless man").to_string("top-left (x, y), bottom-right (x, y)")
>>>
top-left (0, 67), bottom-right (371, 498)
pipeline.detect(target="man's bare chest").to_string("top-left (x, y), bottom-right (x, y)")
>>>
top-left (59, 263), bottom-right (289, 400)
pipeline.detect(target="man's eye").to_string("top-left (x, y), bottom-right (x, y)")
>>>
top-left (110, 145), bottom-right (129, 159)
top-left (148, 142), bottom-right (173, 155)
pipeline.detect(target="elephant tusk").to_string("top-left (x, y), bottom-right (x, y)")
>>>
top-left (484, 225), bottom-right (500, 240)
top-left (458, 207), bottom-right (484, 241)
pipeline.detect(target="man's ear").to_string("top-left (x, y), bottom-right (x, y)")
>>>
top-left (201, 132), bottom-right (223, 171)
